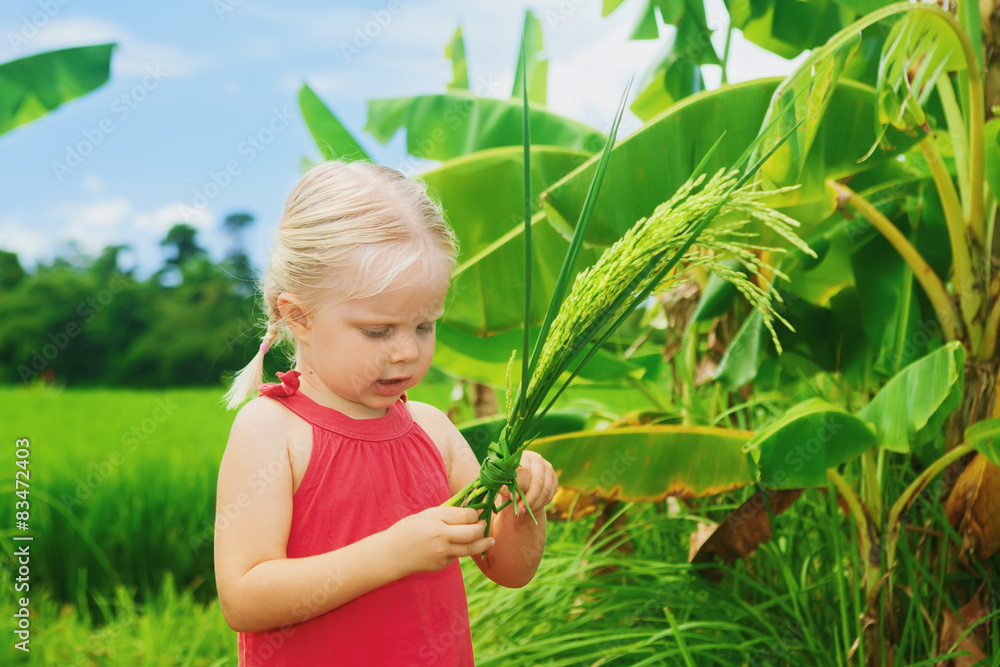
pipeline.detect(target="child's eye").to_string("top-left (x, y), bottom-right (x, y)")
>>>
top-left (362, 328), bottom-right (390, 338)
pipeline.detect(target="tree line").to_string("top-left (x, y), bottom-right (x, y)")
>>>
top-left (0, 214), bottom-right (286, 388)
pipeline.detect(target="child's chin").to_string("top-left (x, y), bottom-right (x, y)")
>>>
top-left (360, 392), bottom-right (401, 409)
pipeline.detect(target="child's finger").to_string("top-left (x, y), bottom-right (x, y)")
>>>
top-left (467, 535), bottom-right (495, 557)
top-left (519, 464), bottom-right (542, 511)
top-left (451, 520), bottom-right (487, 544)
top-left (441, 507), bottom-right (482, 525)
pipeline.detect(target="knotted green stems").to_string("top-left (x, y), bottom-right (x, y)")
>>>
top-left (442, 426), bottom-right (535, 537)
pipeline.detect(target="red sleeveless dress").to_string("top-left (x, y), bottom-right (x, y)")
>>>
top-left (238, 370), bottom-right (475, 666)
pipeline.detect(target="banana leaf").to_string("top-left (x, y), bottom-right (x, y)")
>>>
top-left (966, 418), bottom-right (1000, 468)
top-left (727, 0), bottom-right (846, 60)
top-left (0, 43), bottom-right (115, 137)
top-left (365, 94), bottom-right (604, 161)
top-left (530, 425), bottom-right (758, 500)
top-left (298, 83), bottom-right (371, 161)
top-left (746, 398), bottom-right (878, 488)
top-left (419, 146), bottom-right (598, 335)
top-left (856, 341), bottom-right (966, 453)
top-left (543, 78), bottom-right (919, 248)
top-left (445, 26), bottom-right (468, 91)
top-left (511, 10), bottom-right (546, 105)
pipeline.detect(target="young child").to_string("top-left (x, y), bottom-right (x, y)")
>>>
top-left (215, 160), bottom-right (559, 665)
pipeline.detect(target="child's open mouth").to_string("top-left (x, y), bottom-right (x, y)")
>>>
top-left (374, 378), bottom-right (408, 396)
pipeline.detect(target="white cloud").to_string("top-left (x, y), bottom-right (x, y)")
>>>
top-left (52, 197), bottom-right (133, 254)
top-left (0, 216), bottom-right (50, 266)
top-left (0, 198), bottom-right (218, 274)
top-left (134, 202), bottom-right (213, 235)
top-left (70, 197), bottom-right (131, 227)
top-left (544, 4), bottom-right (664, 135)
top-left (262, 0), bottom-right (658, 134)
top-left (82, 173), bottom-right (105, 194)
top-left (1, 16), bottom-right (209, 78)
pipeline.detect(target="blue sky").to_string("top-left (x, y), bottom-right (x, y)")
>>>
top-left (0, 0), bottom-right (802, 278)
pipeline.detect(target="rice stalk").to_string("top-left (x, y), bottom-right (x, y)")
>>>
top-left (442, 40), bottom-right (814, 535)
top-left (529, 170), bottom-right (807, 402)
top-left (443, 167), bottom-right (816, 534)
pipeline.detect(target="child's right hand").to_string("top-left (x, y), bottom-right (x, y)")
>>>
top-left (390, 506), bottom-right (495, 576)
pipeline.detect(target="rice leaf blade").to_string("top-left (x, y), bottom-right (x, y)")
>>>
top-left (520, 36), bottom-right (532, 420)
top-left (524, 77), bottom-right (634, 381)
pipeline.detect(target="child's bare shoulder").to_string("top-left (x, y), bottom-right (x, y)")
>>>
top-left (226, 396), bottom-right (301, 456)
top-left (405, 401), bottom-right (462, 460)
top-left (406, 401), bottom-right (482, 488)
top-left (405, 400), bottom-right (456, 437)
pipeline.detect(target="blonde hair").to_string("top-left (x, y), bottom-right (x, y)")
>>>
top-left (223, 160), bottom-right (458, 410)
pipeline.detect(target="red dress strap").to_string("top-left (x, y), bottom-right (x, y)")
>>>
top-left (257, 370), bottom-right (411, 439)
top-left (257, 369), bottom-right (301, 398)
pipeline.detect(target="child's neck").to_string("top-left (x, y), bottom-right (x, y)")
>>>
top-left (294, 367), bottom-right (390, 420)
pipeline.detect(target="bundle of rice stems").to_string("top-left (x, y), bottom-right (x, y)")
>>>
top-left (443, 50), bottom-right (815, 537)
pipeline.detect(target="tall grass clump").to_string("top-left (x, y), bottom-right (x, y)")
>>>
top-left (467, 475), bottom-right (1000, 665)
top-left (464, 497), bottom-right (847, 666)
top-left (0, 387), bottom-right (228, 607)
top-left (2, 573), bottom-right (233, 666)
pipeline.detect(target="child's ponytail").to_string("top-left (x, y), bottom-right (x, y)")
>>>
top-left (223, 313), bottom-right (281, 411)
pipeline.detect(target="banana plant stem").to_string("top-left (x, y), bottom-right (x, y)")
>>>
top-left (827, 468), bottom-right (880, 606)
top-left (963, 27), bottom-right (986, 246)
top-left (883, 443), bottom-right (973, 612)
top-left (925, 0), bottom-right (988, 244)
top-left (935, 76), bottom-right (970, 218)
top-left (862, 450), bottom-right (882, 531)
top-left (829, 180), bottom-right (963, 342)
top-left (983, 293), bottom-right (1000, 359)
top-left (919, 139), bottom-right (983, 351)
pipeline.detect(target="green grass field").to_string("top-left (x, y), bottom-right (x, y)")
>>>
top-left (1, 386), bottom-right (229, 604)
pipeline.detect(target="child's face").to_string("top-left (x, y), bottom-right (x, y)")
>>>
top-left (296, 262), bottom-right (450, 418)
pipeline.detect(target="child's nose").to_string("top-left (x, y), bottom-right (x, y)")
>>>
top-left (389, 332), bottom-right (419, 364)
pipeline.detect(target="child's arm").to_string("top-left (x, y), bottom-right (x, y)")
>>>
top-left (410, 403), bottom-right (558, 588)
top-left (214, 398), bottom-right (494, 633)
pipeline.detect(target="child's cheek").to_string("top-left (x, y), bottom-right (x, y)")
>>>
top-left (356, 352), bottom-right (382, 386)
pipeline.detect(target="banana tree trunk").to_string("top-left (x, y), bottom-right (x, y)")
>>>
top-left (943, 0), bottom-right (1000, 453)
top-left (474, 383), bottom-right (498, 418)
top-left (946, 359), bottom-right (999, 449)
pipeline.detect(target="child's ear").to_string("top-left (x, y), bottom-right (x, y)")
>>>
top-left (277, 293), bottom-right (310, 343)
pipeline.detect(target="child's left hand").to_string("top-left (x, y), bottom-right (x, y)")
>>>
top-left (498, 450), bottom-right (558, 517)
